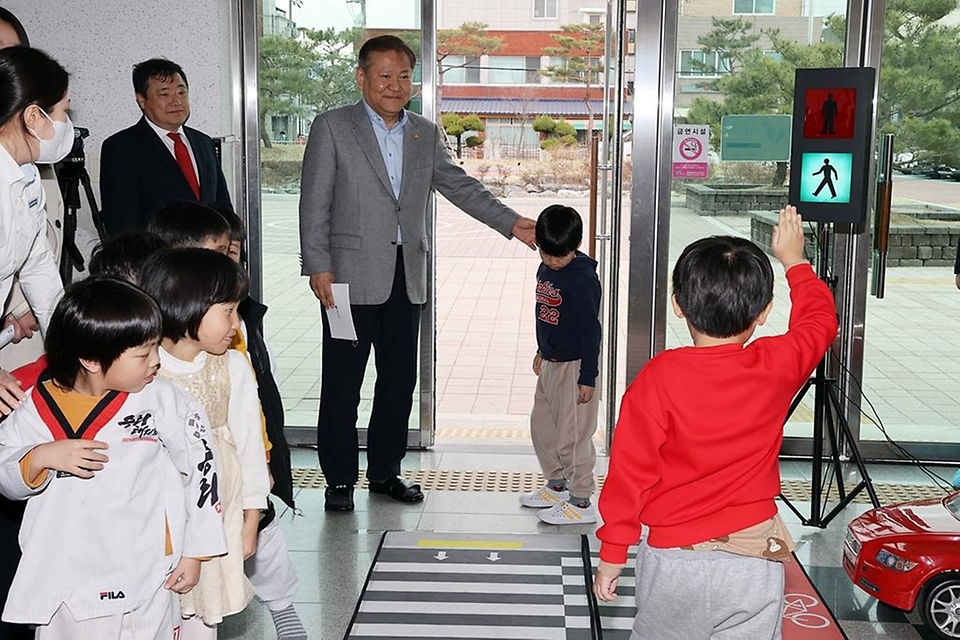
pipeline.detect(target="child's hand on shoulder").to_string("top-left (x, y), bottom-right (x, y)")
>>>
top-left (164, 557), bottom-right (201, 594)
top-left (31, 440), bottom-right (109, 480)
top-left (577, 385), bottom-right (594, 404)
top-left (771, 205), bottom-right (807, 271)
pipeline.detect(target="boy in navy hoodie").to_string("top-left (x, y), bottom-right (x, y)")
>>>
top-left (521, 205), bottom-right (602, 525)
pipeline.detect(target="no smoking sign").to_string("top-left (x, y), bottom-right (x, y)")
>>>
top-left (679, 137), bottom-right (703, 160)
top-left (673, 125), bottom-right (710, 179)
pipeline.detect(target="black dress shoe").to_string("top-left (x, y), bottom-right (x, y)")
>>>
top-left (324, 484), bottom-right (354, 511)
top-left (368, 476), bottom-right (424, 503)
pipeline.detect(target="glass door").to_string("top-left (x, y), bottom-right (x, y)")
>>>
top-left (854, 0), bottom-right (960, 461)
top-left (625, 0), bottom-right (887, 458)
top-left (425, 0), bottom-right (630, 450)
top-left (245, 0), bottom-right (430, 448)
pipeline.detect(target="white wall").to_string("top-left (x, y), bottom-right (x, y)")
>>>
top-left (5, 0), bottom-right (238, 252)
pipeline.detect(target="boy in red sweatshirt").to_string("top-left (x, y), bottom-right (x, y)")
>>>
top-left (594, 205), bottom-right (837, 639)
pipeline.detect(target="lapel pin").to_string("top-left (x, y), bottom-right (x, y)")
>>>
top-left (413, 134), bottom-right (419, 140)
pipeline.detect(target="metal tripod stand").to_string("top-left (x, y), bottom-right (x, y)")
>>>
top-left (778, 222), bottom-right (880, 528)
top-left (56, 127), bottom-right (106, 285)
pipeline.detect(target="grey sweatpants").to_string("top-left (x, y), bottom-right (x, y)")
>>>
top-left (530, 359), bottom-right (599, 498)
top-left (630, 541), bottom-right (784, 640)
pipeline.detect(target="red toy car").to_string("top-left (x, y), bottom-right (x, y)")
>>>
top-left (844, 491), bottom-right (960, 639)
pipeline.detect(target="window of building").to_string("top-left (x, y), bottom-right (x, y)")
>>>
top-left (679, 50), bottom-right (731, 77)
top-left (442, 55), bottom-right (481, 84)
top-left (534, 0), bottom-right (559, 19)
top-left (525, 56), bottom-right (542, 84)
top-left (762, 50), bottom-right (784, 63)
top-left (489, 56), bottom-right (530, 84)
top-left (485, 117), bottom-right (541, 155)
top-left (733, 0), bottom-right (774, 14)
top-left (581, 9), bottom-right (604, 24)
top-left (803, 0), bottom-right (845, 15)
top-left (547, 56), bottom-right (603, 84)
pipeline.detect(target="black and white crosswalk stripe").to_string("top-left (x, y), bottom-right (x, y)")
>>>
top-left (347, 532), bottom-right (595, 640)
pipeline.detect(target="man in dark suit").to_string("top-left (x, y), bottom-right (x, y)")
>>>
top-left (99, 58), bottom-right (232, 236)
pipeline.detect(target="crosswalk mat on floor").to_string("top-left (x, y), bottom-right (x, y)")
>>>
top-left (344, 531), bottom-right (846, 639)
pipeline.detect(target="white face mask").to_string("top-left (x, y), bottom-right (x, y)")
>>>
top-left (28, 109), bottom-right (75, 164)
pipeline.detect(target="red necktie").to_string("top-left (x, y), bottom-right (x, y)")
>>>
top-left (167, 132), bottom-right (201, 200)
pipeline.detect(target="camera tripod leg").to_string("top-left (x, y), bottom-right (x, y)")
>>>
top-left (79, 167), bottom-right (106, 239)
top-left (823, 390), bottom-right (847, 504)
top-left (810, 364), bottom-right (827, 524)
top-left (810, 382), bottom-right (880, 526)
top-left (828, 383), bottom-right (880, 508)
top-left (778, 374), bottom-right (880, 528)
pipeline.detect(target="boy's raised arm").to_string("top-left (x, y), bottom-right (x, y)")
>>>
top-left (775, 205), bottom-right (839, 384)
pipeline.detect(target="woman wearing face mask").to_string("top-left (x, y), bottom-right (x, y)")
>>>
top-left (0, 8), bottom-right (65, 376)
top-left (0, 44), bottom-right (69, 640)
top-left (0, 46), bottom-right (70, 414)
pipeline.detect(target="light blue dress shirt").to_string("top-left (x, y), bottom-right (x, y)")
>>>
top-left (363, 100), bottom-right (408, 244)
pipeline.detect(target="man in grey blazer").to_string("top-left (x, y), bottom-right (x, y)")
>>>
top-left (299, 35), bottom-right (537, 512)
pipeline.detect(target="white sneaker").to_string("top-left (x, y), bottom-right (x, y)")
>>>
top-left (519, 485), bottom-right (570, 508)
top-left (537, 501), bottom-right (597, 525)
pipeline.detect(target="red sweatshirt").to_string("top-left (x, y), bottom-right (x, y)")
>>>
top-left (597, 263), bottom-right (838, 564)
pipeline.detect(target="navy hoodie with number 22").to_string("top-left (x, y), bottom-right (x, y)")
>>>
top-left (535, 251), bottom-right (602, 387)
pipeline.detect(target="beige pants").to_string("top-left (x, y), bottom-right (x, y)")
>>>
top-left (530, 359), bottom-right (599, 498)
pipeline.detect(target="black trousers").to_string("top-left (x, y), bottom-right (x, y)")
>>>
top-left (317, 249), bottom-right (421, 486)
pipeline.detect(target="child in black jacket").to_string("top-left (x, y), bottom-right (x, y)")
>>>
top-left (521, 204), bottom-right (602, 525)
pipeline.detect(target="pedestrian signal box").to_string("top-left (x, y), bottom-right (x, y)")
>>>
top-left (788, 67), bottom-right (876, 224)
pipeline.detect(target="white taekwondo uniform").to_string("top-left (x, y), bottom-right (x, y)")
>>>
top-left (0, 377), bottom-right (227, 633)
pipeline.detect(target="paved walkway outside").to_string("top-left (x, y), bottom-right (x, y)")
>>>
top-left (263, 173), bottom-right (960, 448)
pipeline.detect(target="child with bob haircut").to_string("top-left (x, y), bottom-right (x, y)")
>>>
top-left (139, 248), bottom-right (270, 639)
top-left (594, 206), bottom-right (838, 639)
top-left (0, 277), bottom-right (226, 639)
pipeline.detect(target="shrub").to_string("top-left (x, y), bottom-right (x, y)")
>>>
top-left (533, 115), bottom-right (556, 133)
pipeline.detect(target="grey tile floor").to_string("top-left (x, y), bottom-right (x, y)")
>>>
top-left (218, 447), bottom-right (958, 639)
